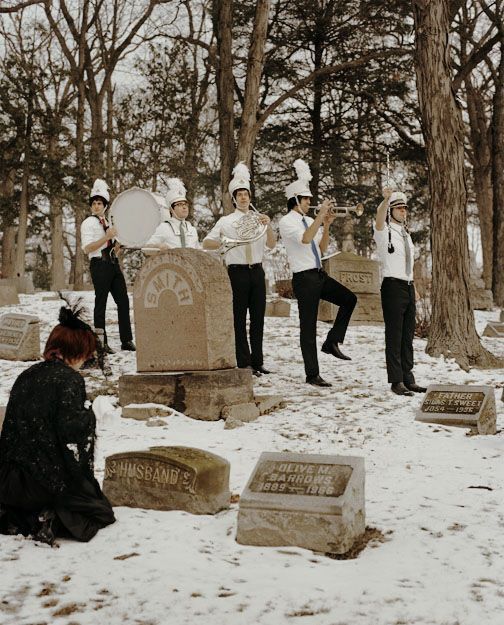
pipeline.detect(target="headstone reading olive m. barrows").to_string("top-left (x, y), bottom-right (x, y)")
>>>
top-left (236, 451), bottom-right (365, 554)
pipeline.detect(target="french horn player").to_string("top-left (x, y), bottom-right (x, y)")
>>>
top-left (203, 162), bottom-right (276, 376)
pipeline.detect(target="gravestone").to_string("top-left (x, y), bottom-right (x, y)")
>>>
top-left (0, 284), bottom-right (19, 307)
top-left (415, 385), bottom-right (497, 435)
top-left (0, 313), bottom-right (40, 361)
top-left (482, 322), bottom-right (504, 338)
top-left (103, 446), bottom-right (230, 514)
top-left (0, 276), bottom-right (34, 295)
top-left (265, 298), bottom-right (291, 318)
top-left (133, 249), bottom-right (235, 372)
top-left (119, 368), bottom-right (254, 421)
top-left (318, 251), bottom-right (383, 325)
top-left (0, 406), bottom-right (6, 433)
top-left (500, 310), bottom-right (504, 322)
top-left (236, 451), bottom-right (365, 554)
top-left (469, 253), bottom-right (493, 310)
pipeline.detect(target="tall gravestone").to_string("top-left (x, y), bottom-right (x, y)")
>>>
top-left (318, 251), bottom-right (383, 325)
top-left (118, 249), bottom-right (254, 420)
top-left (0, 284), bottom-right (19, 307)
top-left (237, 451), bottom-right (365, 554)
top-left (0, 313), bottom-right (40, 361)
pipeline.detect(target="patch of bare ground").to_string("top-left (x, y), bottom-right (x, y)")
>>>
top-left (286, 606), bottom-right (330, 617)
top-left (51, 602), bottom-right (86, 617)
top-left (326, 526), bottom-right (389, 560)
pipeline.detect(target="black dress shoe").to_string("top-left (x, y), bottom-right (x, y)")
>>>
top-left (405, 382), bottom-right (427, 393)
top-left (321, 342), bottom-right (351, 360)
top-left (239, 365), bottom-right (261, 377)
top-left (306, 375), bottom-right (332, 387)
top-left (121, 341), bottom-right (136, 351)
top-left (391, 382), bottom-right (414, 396)
top-left (254, 366), bottom-right (271, 375)
top-left (103, 344), bottom-right (115, 355)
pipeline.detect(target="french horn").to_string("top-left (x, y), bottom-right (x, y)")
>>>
top-left (219, 208), bottom-right (268, 256)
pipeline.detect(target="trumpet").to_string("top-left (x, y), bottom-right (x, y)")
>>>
top-left (312, 202), bottom-right (364, 217)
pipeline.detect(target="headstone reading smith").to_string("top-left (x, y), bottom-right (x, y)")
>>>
top-left (237, 451), bottom-right (365, 554)
top-left (415, 385), bottom-right (497, 435)
top-left (103, 446), bottom-right (230, 515)
top-left (0, 313), bottom-right (40, 361)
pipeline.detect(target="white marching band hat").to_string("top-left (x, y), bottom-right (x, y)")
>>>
top-left (166, 177), bottom-right (188, 208)
top-left (389, 191), bottom-right (408, 207)
top-left (285, 159), bottom-right (313, 199)
top-left (89, 178), bottom-right (110, 203)
top-left (228, 162), bottom-right (251, 196)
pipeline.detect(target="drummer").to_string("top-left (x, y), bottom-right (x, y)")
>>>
top-left (147, 178), bottom-right (199, 250)
top-left (81, 179), bottom-right (135, 353)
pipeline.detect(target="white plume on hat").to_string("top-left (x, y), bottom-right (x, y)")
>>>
top-left (285, 159), bottom-right (313, 199)
top-left (89, 178), bottom-right (110, 203)
top-left (166, 177), bottom-right (187, 208)
top-left (228, 162), bottom-right (251, 196)
top-left (389, 191), bottom-right (408, 207)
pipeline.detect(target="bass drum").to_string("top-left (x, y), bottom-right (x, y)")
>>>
top-left (108, 187), bottom-right (162, 247)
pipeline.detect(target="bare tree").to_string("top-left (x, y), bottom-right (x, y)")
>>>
top-left (413, 0), bottom-right (500, 369)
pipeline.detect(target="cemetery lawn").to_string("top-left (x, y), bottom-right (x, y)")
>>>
top-left (1, 291), bottom-right (503, 625)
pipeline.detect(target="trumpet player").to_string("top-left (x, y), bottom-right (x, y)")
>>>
top-left (374, 188), bottom-right (425, 396)
top-left (148, 178), bottom-right (199, 250)
top-left (203, 162), bottom-right (276, 376)
top-left (279, 160), bottom-right (357, 387)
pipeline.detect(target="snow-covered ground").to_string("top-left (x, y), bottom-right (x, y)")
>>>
top-left (1, 291), bottom-right (503, 625)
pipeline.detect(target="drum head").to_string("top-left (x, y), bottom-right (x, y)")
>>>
top-left (109, 187), bottom-right (162, 247)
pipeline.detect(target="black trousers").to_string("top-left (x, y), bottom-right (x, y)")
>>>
top-left (292, 269), bottom-right (357, 378)
top-left (380, 278), bottom-right (416, 384)
top-left (90, 257), bottom-right (133, 345)
top-left (227, 264), bottom-right (266, 368)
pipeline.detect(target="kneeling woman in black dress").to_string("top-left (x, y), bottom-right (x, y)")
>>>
top-left (0, 305), bottom-right (115, 544)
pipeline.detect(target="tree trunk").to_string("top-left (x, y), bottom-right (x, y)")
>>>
top-left (15, 97), bottom-right (34, 278)
top-left (106, 82), bottom-right (115, 183)
top-left (310, 24), bottom-right (324, 207)
top-left (1, 226), bottom-right (17, 279)
top-left (492, 42), bottom-right (504, 306)
top-left (413, 0), bottom-right (500, 369)
top-left (213, 0), bottom-right (235, 214)
top-left (466, 82), bottom-right (493, 290)
top-left (236, 0), bottom-right (271, 167)
top-left (50, 196), bottom-right (66, 290)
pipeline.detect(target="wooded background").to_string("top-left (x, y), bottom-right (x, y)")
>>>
top-left (0, 0), bottom-right (502, 368)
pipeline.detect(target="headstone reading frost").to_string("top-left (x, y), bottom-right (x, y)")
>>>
top-left (0, 313), bottom-right (40, 361)
top-left (103, 446), bottom-right (230, 514)
top-left (237, 451), bottom-right (365, 554)
top-left (415, 385), bottom-right (497, 435)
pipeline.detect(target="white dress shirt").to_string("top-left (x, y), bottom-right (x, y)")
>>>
top-left (374, 222), bottom-right (415, 282)
top-left (278, 210), bottom-right (323, 273)
top-left (81, 215), bottom-right (109, 259)
top-left (147, 217), bottom-right (199, 249)
top-left (204, 209), bottom-right (267, 265)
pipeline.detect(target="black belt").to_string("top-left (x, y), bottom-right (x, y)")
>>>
top-left (227, 263), bottom-right (262, 269)
top-left (383, 277), bottom-right (414, 286)
top-left (294, 268), bottom-right (324, 275)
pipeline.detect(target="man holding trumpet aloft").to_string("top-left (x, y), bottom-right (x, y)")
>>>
top-left (279, 160), bottom-right (357, 387)
top-left (203, 162), bottom-right (276, 376)
top-left (374, 188), bottom-right (425, 396)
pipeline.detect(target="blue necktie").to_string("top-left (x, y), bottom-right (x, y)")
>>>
top-left (302, 216), bottom-right (322, 269)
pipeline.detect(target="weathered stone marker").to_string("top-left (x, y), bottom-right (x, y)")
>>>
top-left (133, 249), bottom-right (235, 372)
top-left (265, 298), bottom-right (291, 318)
top-left (482, 322), bottom-right (504, 337)
top-left (500, 310), bottom-right (504, 322)
top-left (415, 385), bottom-right (497, 435)
top-left (103, 446), bottom-right (230, 514)
top-left (0, 285), bottom-right (19, 307)
top-left (318, 252), bottom-right (383, 325)
top-left (0, 313), bottom-right (40, 361)
top-left (236, 451), bottom-right (365, 554)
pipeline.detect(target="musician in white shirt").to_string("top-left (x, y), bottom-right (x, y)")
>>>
top-left (203, 163), bottom-right (276, 376)
top-left (80, 179), bottom-right (135, 353)
top-left (148, 178), bottom-right (199, 250)
top-left (279, 160), bottom-right (357, 387)
top-left (374, 188), bottom-right (425, 396)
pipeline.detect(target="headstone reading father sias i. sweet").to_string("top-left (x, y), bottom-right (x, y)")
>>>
top-left (415, 385), bottom-right (496, 435)
top-left (236, 451), bottom-right (365, 554)
top-left (102, 446), bottom-right (230, 514)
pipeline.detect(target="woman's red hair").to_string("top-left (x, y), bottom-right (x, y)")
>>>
top-left (43, 324), bottom-right (96, 364)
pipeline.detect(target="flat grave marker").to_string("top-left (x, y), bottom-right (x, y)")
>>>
top-left (416, 385), bottom-right (497, 435)
top-left (236, 451), bottom-right (365, 554)
top-left (0, 313), bottom-right (40, 361)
